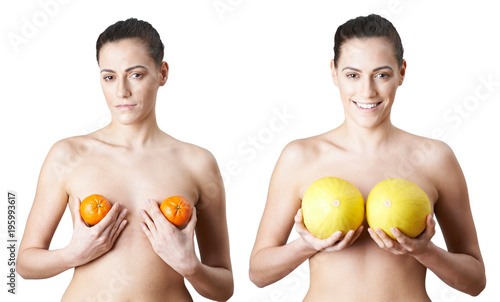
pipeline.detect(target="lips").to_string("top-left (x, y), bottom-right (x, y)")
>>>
top-left (115, 104), bottom-right (137, 111)
top-left (352, 101), bottom-right (383, 111)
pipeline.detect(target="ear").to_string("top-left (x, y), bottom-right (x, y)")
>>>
top-left (159, 61), bottom-right (169, 86)
top-left (330, 59), bottom-right (339, 87)
top-left (398, 59), bottom-right (406, 86)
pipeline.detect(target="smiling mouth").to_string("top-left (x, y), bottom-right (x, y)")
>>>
top-left (353, 101), bottom-right (383, 109)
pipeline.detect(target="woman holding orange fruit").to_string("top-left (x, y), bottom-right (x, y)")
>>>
top-left (17, 18), bottom-right (233, 301)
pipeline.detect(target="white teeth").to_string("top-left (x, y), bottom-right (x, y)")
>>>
top-left (356, 102), bottom-right (379, 109)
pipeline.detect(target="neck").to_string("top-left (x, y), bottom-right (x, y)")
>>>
top-left (338, 118), bottom-right (397, 154)
top-left (100, 114), bottom-right (163, 150)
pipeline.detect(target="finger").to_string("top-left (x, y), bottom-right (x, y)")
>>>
top-left (140, 222), bottom-right (154, 244)
top-left (110, 219), bottom-right (127, 244)
top-left (338, 230), bottom-right (356, 248)
top-left (146, 199), bottom-right (170, 227)
top-left (95, 203), bottom-right (122, 232)
top-left (184, 207), bottom-right (197, 234)
top-left (140, 209), bottom-right (157, 237)
top-left (376, 228), bottom-right (396, 249)
top-left (321, 231), bottom-right (344, 252)
top-left (391, 227), bottom-right (410, 245)
top-left (106, 208), bottom-right (128, 238)
top-left (349, 225), bottom-right (364, 245)
top-left (368, 228), bottom-right (385, 248)
top-left (323, 231), bottom-right (343, 246)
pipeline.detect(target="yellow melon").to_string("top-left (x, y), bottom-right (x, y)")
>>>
top-left (301, 177), bottom-right (365, 239)
top-left (366, 178), bottom-right (432, 240)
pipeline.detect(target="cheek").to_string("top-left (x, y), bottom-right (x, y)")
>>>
top-left (379, 82), bottom-right (399, 98)
top-left (100, 83), bottom-right (115, 104)
top-left (138, 78), bottom-right (158, 95)
top-left (337, 80), bottom-right (357, 99)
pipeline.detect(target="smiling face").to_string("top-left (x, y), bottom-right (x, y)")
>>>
top-left (332, 37), bottom-right (406, 129)
top-left (98, 38), bottom-right (168, 126)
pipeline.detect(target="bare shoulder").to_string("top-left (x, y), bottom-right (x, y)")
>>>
top-left (400, 131), bottom-right (456, 165)
top-left (43, 135), bottom-right (96, 169)
top-left (397, 130), bottom-right (460, 181)
top-left (279, 132), bottom-right (336, 166)
top-left (169, 139), bottom-right (218, 171)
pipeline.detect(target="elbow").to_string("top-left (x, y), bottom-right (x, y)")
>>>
top-left (16, 253), bottom-right (30, 280)
top-left (468, 276), bottom-right (487, 297)
top-left (248, 266), bottom-right (268, 288)
top-left (221, 278), bottom-right (234, 301)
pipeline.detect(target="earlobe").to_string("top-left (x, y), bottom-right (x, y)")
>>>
top-left (399, 59), bottom-right (407, 86)
top-left (331, 59), bottom-right (339, 87)
top-left (160, 61), bottom-right (169, 86)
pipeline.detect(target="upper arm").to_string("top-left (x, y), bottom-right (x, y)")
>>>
top-left (432, 142), bottom-right (483, 261)
top-left (19, 140), bottom-right (71, 253)
top-left (190, 148), bottom-right (231, 270)
top-left (251, 141), bottom-right (305, 256)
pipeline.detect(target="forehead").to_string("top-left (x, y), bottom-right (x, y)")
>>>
top-left (98, 38), bottom-right (154, 69)
top-left (338, 37), bottom-right (397, 69)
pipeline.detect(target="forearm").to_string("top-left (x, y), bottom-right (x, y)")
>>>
top-left (415, 242), bottom-right (486, 296)
top-left (17, 246), bottom-right (76, 279)
top-left (249, 238), bottom-right (317, 288)
top-left (184, 261), bottom-right (233, 301)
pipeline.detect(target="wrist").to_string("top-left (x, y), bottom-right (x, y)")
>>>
top-left (294, 237), bottom-right (319, 257)
top-left (61, 244), bottom-right (83, 269)
top-left (412, 240), bottom-right (437, 262)
top-left (179, 255), bottom-right (202, 278)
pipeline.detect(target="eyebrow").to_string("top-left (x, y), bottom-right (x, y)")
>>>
top-left (342, 65), bottom-right (394, 72)
top-left (100, 65), bottom-right (149, 73)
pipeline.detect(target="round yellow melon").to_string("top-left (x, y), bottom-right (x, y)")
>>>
top-left (301, 177), bottom-right (365, 239)
top-left (366, 178), bottom-right (432, 240)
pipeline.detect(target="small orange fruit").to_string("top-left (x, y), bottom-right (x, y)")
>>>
top-left (80, 194), bottom-right (112, 226)
top-left (160, 196), bottom-right (192, 227)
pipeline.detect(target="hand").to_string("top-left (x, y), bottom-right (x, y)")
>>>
top-left (368, 214), bottom-right (436, 256)
top-left (67, 198), bottom-right (128, 266)
top-left (294, 209), bottom-right (363, 253)
top-left (140, 199), bottom-right (199, 276)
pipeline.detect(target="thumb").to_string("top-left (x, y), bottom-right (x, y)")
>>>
top-left (294, 209), bottom-right (309, 235)
top-left (185, 207), bottom-right (197, 233)
top-left (425, 214), bottom-right (436, 238)
top-left (294, 208), bottom-right (303, 224)
top-left (73, 198), bottom-right (86, 226)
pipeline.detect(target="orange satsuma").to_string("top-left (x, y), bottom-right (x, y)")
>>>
top-left (80, 194), bottom-right (112, 226)
top-left (160, 196), bottom-right (192, 227)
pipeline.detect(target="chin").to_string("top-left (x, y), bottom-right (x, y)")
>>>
top-left (112, 115), bottom-right (140, 126)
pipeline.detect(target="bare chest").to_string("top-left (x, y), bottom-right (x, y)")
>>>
top-left (299, 150), bottom-right (438, 205)
top-left (64, 150), bottom-right (199, 210)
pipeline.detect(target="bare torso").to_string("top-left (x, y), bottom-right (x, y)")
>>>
top-left (60, 130), bottom-right (202, 302)
top-left (294, 128), bottom-right (438, 301)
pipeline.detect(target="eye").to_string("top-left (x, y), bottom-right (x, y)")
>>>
top-left (103, 75), bottom-right (114, 81)
top-left (346, 73), bottom-right (358, 79)
top-left (131, 73), bottom-right (143, 79)
top-left (375, 73), bottom-right (390, 79)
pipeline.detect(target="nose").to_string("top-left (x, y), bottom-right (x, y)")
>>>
top-left (360, 77), bottom-right (377, 99)
top-left (116, 78), bottom-right (131, 98)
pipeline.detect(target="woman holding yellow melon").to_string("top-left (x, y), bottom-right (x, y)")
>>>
top-left (250, 14), bottom-right (485, 301)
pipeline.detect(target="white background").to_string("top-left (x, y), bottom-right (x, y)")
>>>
top-left (1, 0), bottom-right (499, 301)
